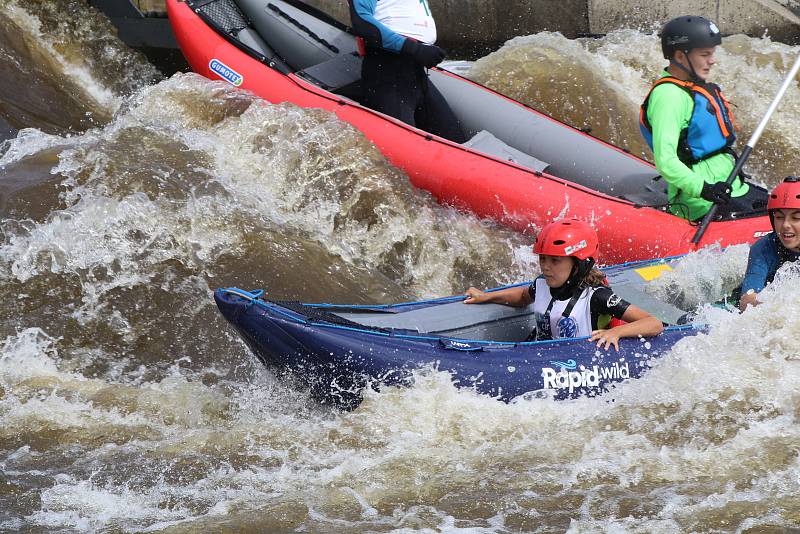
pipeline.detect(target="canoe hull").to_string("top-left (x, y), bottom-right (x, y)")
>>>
top-left (215, 288), bottom-right (696, 406)
top-left (167, 0), bottom-right (772, 264)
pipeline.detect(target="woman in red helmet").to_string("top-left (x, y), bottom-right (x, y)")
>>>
top-left (739, 176), bottom-right (800, 311)
top-left (464, 219), bottom-right (663, 351)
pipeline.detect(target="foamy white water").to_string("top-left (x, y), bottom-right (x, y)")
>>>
top-left (1, 14), bottom-right (800, 532)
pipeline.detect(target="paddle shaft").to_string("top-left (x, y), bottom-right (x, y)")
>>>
top-left (691, 51), bottom-right (800, 244)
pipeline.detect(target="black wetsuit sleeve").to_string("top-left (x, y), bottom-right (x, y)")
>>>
top-left (589, 286), bottom-right (631, 328)
top-left (527, 283), bottom-right (536, 302)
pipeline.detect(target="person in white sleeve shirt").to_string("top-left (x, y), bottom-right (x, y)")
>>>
top-left (348, 0), bottom-right (465, 142)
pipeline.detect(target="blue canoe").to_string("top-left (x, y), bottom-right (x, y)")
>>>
top-left (214, 257), bottom-right (700, 406)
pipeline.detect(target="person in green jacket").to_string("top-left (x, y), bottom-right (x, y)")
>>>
top-left (640, 16), bottom-right (767, 221)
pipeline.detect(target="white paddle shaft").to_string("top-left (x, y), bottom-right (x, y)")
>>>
top-left (746, 52), bottom-right (800, 148)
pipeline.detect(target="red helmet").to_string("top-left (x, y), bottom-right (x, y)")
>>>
top-left (768, 176), bottom-right (800, 211)
top-left (533, 219), bottom-right (599, 260)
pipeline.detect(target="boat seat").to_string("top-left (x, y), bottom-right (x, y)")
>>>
top-left (605, 173), bottom-right (670, 207)
top-left (463, 130), bottom-right (550, 173)
top-left (334, 300), bottom-right (537, 342)
top-left (238, 0), bottom-right (358, 70)
top-left (296, 52), bottom-right (363, 93)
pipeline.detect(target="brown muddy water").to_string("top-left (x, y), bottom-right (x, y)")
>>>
top-left (1, 1), bottom-right (800, 532)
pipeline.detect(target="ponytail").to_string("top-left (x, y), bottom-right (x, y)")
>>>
top-left (582, 267), bottom-right (607, 287)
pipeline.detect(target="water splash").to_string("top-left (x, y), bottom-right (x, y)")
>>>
top-left (645, 244), bottom-right (750, 310)
top-left (2, 24), bottom-right (800, 533)
top-left (469, 30), bottom-right (800, 187)
top-left (468, 31), bottom-right (654, 161)
top-left (0, 0), bottom-right (161, 131)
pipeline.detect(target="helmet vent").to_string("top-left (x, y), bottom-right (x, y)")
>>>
top-left (553, 240), bottom-right (566, 245)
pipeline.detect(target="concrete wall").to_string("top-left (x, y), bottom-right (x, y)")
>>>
top-left (588, 0), bottom-right (800, 43)
top-left (302, 0), bottom-right (589, 50)
top-left (135, 0), bottom-right (800, 46)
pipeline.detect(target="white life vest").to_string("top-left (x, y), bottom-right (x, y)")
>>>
top-left (374, 0), bottom-right (437, 44)
top-left (531, 277), bottom-right (594, 340)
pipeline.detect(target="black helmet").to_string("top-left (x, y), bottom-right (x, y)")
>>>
top-left (660, 16), bottom-right (722, 59)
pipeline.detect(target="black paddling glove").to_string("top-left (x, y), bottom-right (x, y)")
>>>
top-left (700, 181), bottom-right (732, 204)
top-left (401, 39), bottom-right (446, 68)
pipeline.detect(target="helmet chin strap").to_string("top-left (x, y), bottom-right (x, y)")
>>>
top-left (669, 53), bottom-right (702, 82)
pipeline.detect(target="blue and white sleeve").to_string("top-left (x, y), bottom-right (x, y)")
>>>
top-left (349, 0), bottom-right (407, 53)
top-left (740, 235), bottom-right (777, 294)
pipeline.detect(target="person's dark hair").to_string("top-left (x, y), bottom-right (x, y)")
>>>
top-left (565, 258), bottom-right (606, 288)
top-left (582, 267), bottom-right (607, 287)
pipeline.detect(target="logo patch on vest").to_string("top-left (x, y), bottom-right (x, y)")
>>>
top-left (557, 316), bottom-right (578, 338)
top-left (209, 59), bottom-right (243, 86)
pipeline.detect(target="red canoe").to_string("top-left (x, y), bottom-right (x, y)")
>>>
top-left (166, 0), bottom-right (772, 263)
